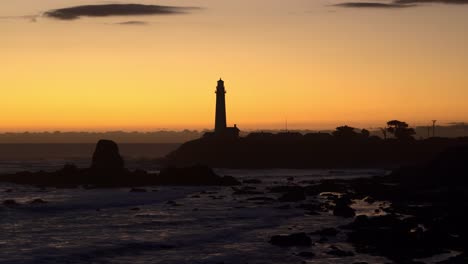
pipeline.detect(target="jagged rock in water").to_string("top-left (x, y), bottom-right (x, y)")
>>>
top-left (91, 140), bottom-right (124, 171)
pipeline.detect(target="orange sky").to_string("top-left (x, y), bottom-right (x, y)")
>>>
top-left (1, 0), bottom-right (468, 131)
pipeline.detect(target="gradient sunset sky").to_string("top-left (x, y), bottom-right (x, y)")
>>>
top-left (1, 0), bottom-right (468, 131)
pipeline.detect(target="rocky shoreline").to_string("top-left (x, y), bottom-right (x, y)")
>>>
top-left (0, 140), bottom-right (239, 188)
top-left (2, 139), bottom-right (467, 263)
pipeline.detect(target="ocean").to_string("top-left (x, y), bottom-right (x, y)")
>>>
top-left (0, 166), bottom-right (399, 264)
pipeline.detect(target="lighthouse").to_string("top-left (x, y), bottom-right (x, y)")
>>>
top-left (215, 79), bottom-right (227, 133)
top-left (213, 79), bottom-right (239, 137)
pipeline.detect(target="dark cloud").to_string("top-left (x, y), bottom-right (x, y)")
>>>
top-left (334, 2), bottom-right (410, 8)
top-left (116, 20), bottom-right (148, 25)
top-left (395, 0), bottom-right (468, 3)
top-left (44, 4), bottom-right (195, 20)
top-left (336, 0), bottom-right (468, 8)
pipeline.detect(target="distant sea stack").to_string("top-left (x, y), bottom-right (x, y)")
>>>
top-left (0, 139), bottom-right (240, 187)
top-left (91, 139), bottom-right (124, 171)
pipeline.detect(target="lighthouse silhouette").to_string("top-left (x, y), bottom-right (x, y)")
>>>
top-left (214, 79), bottom-right (239, 137)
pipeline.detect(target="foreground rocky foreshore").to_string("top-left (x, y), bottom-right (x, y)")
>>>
top-left (2, 139), bottom-right (468, 263)
top-left (264, 145), bottom-right (468, 263)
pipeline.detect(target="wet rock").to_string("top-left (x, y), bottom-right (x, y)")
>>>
top-left (29, 198), bottom-right (47, 204)
top-left (269, 232), bottom-right (312, 247)
top-left (130, 207), bottom-right (140, 211)
top-left (344, 214), bottom-right (450, 262)
top-left (297, 251), bottom-right (315, 258)
top-left (437, 253), bottom-right (468, 264)
top-left (363, 196), bottom-right (376, 204)
top-left (333, 197), bottom-right (355, 218)
top-left (91, 139), bottom-right (124, 171)
top-left (3, 199), bottom-right (19, 206)
top-left (326, 246), bottom-right (355, 257)
top-left (278, 187), bottom-right (306, 202)
top-left (287, 176), bottom-right (294, 181)
top-left (4, 189), bottom-right (12, 193)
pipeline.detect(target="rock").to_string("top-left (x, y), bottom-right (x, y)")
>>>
top-left (278, 187), bottom-right (306, 202)
top-left (269, 232), bottom-right (312, 247)
top-left (333, 197), bottom-right (355, 218)
top-left (29, 198), bottom-right (47, 204)
top-left (326, 246), bottom-right (355, 257)
top-left (297, 251), bottom-right (315, 258)
top-left (363, 196), bottom-right (376, 204)
top-left (4, 189), bottom-right (12, 193)
top-left (130, 207), bottom-right (140, 211)
top-left (287, 176), bottom-right (294, 181)
top-left (91, 139), bottom-right (124, 171)
top-left (3, 199), bottom-right (19, 206)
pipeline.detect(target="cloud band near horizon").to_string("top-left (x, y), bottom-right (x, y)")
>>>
top-left (336, 0), bottom-right (468, 8)
top-left (44, 4), bottom-right (196, 20)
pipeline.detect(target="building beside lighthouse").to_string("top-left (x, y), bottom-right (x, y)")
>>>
top-left (206, 79), bottom-right (240, 138)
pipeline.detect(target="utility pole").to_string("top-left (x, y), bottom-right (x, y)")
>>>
top-left (432, 120), bottom-right (437, 137)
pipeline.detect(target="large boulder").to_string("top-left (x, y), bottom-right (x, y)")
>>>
top-left (91, 140), bottom-right (124, 171)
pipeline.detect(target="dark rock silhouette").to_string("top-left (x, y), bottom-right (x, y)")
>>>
top-left (164, 123), bottom-right (468, 169)
top-left (3, 199), bottom-right (19, 206)
top-left (29, 199), bottom-right (47, 204)
top-left (333, 197), bottom-right (355, 218)
top-left (0, 140), bottom-right (240, 187)
top-left (278, 188), bottom-right (306, 202)
top-left (321, 145), bottom-right (468, 262)
top-left (269, 232), bottom-right (312, 247)
top-left (91, 139), bottom-right (124, 171)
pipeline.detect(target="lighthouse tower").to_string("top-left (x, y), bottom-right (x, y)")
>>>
top-left (215, 79), bottom-right (227, 133)
top-left (213, 79), bottom-right (239, 137)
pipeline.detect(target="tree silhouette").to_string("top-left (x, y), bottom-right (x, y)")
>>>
top-left (386, 120), bottom-right (416, 140)
top-left (333, 126), bottom-right (358, 138)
